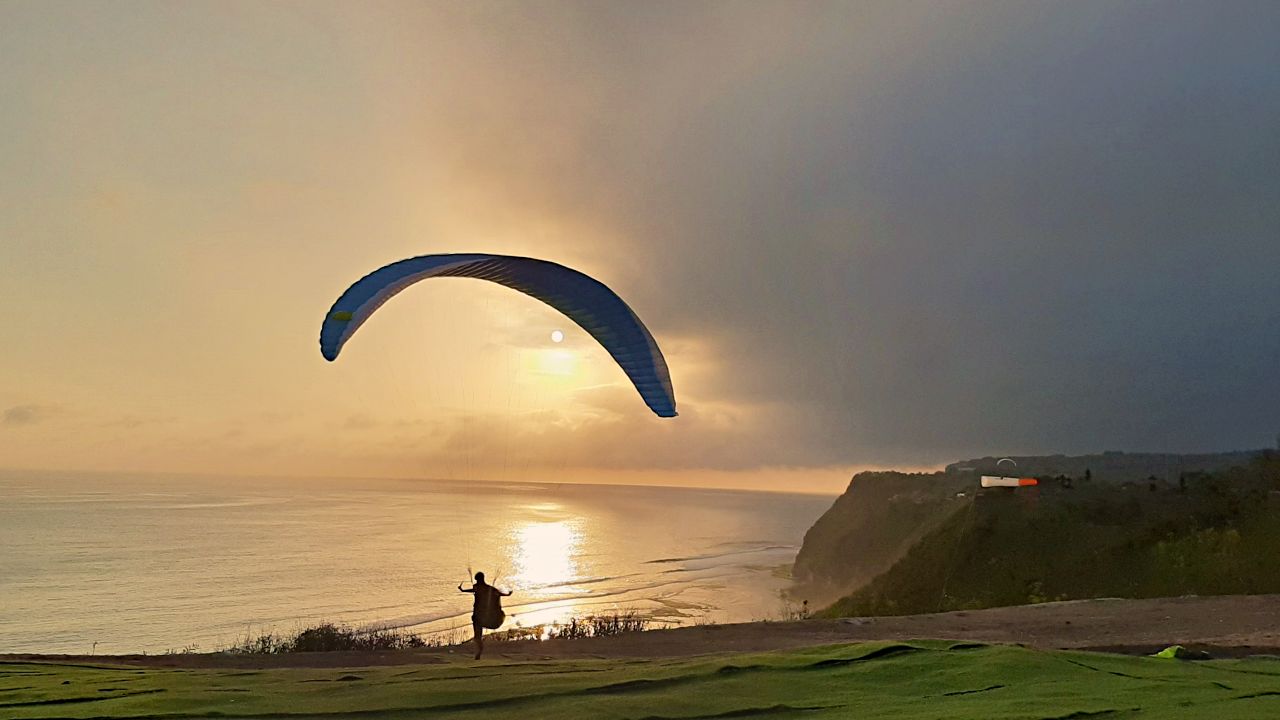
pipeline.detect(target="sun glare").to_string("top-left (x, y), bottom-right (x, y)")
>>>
top-left (536, 349), bottom-right (577, 376)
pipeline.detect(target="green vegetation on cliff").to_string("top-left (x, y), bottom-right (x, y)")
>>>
top-left (821, 453), bottom-right (1280, 618)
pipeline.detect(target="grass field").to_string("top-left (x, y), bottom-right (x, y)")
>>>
top-left (4, 641), bottom-right (1279, 719)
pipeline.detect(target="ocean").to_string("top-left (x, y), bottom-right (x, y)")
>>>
top-left (0, 471), bottom-right (833, 655)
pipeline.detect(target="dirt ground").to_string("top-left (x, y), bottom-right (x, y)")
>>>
top-left (7, 594), bottom-right (1278, 669)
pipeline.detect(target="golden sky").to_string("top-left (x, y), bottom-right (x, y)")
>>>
top-left (3, 2), bottom-right (1277, 494)
top-left (0, 2), bottom-right (883, 493)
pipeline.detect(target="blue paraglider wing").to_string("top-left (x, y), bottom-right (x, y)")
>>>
top-left (320, 254), bottom-right (676, 418)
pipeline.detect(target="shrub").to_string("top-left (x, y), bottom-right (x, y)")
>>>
top-left (491, 611), bottom-right (651, 642)
top-left (227, 623), bottom-right (428, 654)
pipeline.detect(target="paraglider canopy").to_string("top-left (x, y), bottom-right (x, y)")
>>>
top-left (320, 253), bottom-right (677, 418)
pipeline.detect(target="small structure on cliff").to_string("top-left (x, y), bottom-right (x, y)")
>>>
top-left (980, 475), bottom-right (1039, 488)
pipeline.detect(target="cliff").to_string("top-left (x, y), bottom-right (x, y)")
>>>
top-left (792, 449), bottom-right (1273, 605)
top-left (789, 471), bottom-right (969, 604)
top-left (806, 451), bottom-right (1280, 618)
top-left (947, 450), bottom-right (1263, 483)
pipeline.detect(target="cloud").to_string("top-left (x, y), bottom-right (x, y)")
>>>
top-left (359, 388), bottom-right (850, 474)
top-left (3, 3), bottom-right (1277, 476)
top-left (405, 2), bottom-right (1280, 464)
top-left (2, 404), bottom-right (57, 427)
top-left (102, 414), bottom-right (177, 429)
top-left (344, 413), bottom-right (379, 430)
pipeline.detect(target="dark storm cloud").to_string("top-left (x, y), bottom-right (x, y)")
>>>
top-left (444, 2), bottom-right (1279, 466)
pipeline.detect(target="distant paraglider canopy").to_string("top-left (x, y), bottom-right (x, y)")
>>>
top-left (319, 253), bottom-right (677, 418)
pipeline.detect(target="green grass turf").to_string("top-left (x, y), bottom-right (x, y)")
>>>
top-left (3, 641), bottom-right (1279, 719)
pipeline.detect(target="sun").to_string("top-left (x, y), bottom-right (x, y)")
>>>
top-left (550, 329), bottom-right (564, 343)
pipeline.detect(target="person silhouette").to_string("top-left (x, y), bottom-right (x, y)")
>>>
top-left (458, 571), bottom-right (512, 659)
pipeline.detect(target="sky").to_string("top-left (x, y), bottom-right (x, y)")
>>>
top-left (2, 1), bottom-right (1277, 494)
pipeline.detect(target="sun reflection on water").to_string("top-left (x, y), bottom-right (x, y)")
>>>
top-left (505, 517), bottom-right (585, 629)
top-left (511, 519), bottom-right (580, 590)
